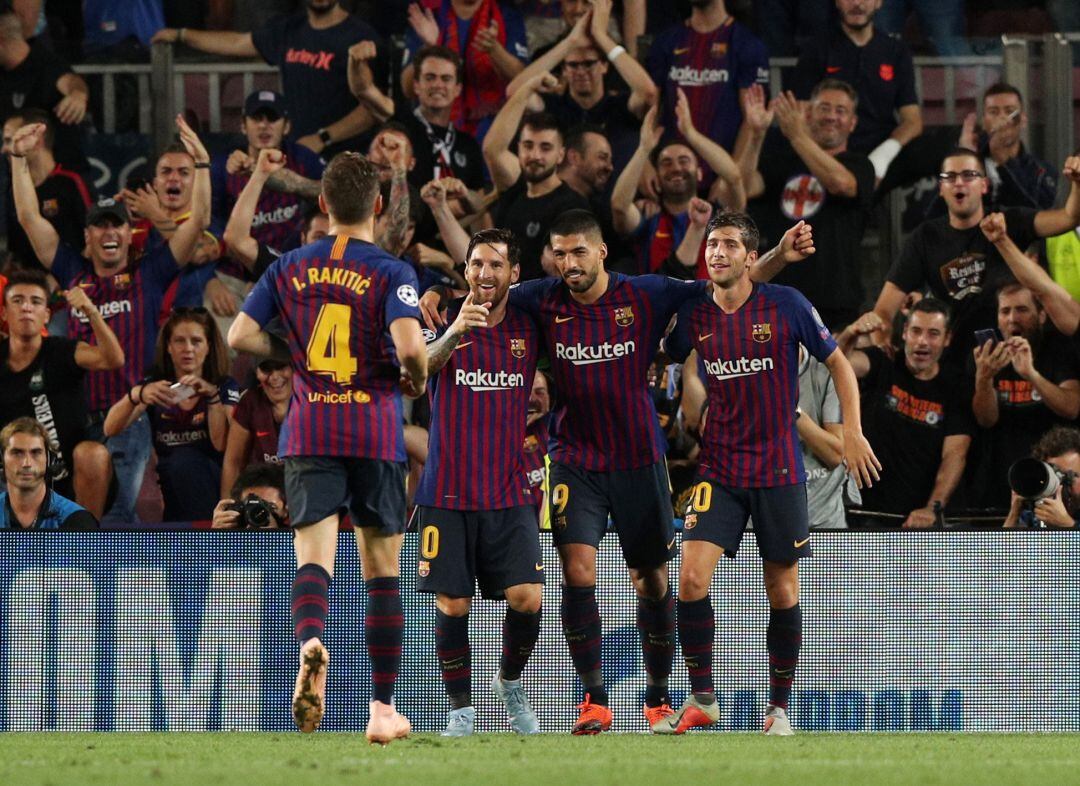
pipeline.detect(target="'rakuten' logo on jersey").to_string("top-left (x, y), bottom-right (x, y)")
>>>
top-left (704, 356), bottom-right (774, 380)
top-left (554, 340), bottom-right (636, 366)
top-left (455, 369), bottom-right (526, 391)
top-left (252, 204), bottom-right (299, 228)
top-left (669, 66), bottom-right (730, 86)
top-left (73, 300), bottom-right (132, 324)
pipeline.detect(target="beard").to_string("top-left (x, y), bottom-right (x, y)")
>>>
top-left (306, 0), bottom-right (336, 16)
top-left (523, 162), bottom-right (557, 184)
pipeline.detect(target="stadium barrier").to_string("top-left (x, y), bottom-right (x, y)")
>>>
top-left (2, 530), bottom-right (1076, 733)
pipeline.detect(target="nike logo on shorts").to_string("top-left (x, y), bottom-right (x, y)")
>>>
top-left (793, 537), bottom-right (811, 548)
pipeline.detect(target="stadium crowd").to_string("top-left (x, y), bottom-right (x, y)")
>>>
top-left (0, 0), bottom-right (1079, 533)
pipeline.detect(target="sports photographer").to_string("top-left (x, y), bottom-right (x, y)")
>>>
top-left (211, 462), bottom-right (288, 530)
top-left (1004, 426), bottom-right (1080, 529)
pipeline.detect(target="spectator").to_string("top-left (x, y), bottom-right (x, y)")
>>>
top-left (864, 149), bottom-right (1080, 364)
top-left (876, 0), bottom-right (971, 57)
top-left (1, 109), bottom-right (92, 269)
top-left (970, 282), bottom-right (1080, 510)
top-left (611, 97), bottom-right (745, 278)
top-left (751, 0), bottom-right (833, 58)
top-left (10, 116), bottom-right (210, 524)
top-left (646, 0), bottom-right (769, 154)
top-left (482, 77), bottom-right (589, 279)
top-left (0, 9), bottom-right (88, 171)
top-left (524, 0), bottom-right (642, 60)
top-left (83, 0), bottom-right (165, 56)
top-left (104, 308), bottom-right (241, 522)
top-left (957, 83), bottom-right (1057, 212)
top-left (1003, 426), bottom-right (1080, 529)
top-left (0, 416), bottom-right (97, 530)
top-left (221, 358), bottom-right (292, 497)
top-left (0, 268), bottom-right (121, 519)
top-left (522, 369), bottom-right (551, 512)
top-left (403, 0), bottom-right (529, 141)
top-left (839, 298), bottom-right (973, 527)
top-left (212, 461), bottom-right (290, 529)
top-left (790, 0), bottom-right (923, 185)
top-left (739, 81), bottom-right (875, 329)
top-left (154, 0), bottom-right (392, 157)
top-left (507, 0), bottom-right (658, 173)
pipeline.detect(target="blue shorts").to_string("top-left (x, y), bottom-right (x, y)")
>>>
top-left (284, 456), bottom-right (407, 533)
top-left (682, 480), bottom-right (811, 563)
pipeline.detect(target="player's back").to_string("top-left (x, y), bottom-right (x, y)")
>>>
top-left (264, 234), bottom-right (421, 460)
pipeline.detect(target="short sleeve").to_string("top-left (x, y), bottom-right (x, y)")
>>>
top-left (385, 262), bottom-right (422, 325)
top-left (788, 290), bottom-right (838, 362)
top-left (839, 152), bottom-right (876, 211)
top-left (49, 243), bottom-right (85, 289)
top-left (820, 371), bottom-right (841, 424)
top-left (886, 229), bottom-right (926, 293)
top-left (251, 15), bottom-right (289, 66)
top-left (503, 8), bottom-right (529, 63)
top-left (735, 30), bottom-right (770, 89)
top-left (292, 144), bottom-right (326, 179)
top-left (894, 44), bottom-right (919, 108)
top-left (507, 278), bottom-right (556, 317)
top-left (220, 377), bottom-right (243, 406)
top-left (241, 262), bottom-right (281, 326)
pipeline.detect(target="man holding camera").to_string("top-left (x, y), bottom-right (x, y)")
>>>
top-left (212, 462), bottom-right (289, 529)
top-left (1004, 426), bottom-right (1080, 529)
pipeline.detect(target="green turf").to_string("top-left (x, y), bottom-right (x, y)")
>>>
top-left (1, 733), bottom-right (1077, 786)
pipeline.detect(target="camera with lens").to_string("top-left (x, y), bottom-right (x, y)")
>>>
top-left (226, 494), bottom-right (280, 529)
top-left (1007, 458), bottom-right (1078, 527)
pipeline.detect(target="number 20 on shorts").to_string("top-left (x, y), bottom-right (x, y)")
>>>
top-left (690, 481), bottom-right (712, 513)
top-left (421, 525), bottom-right (440, 559)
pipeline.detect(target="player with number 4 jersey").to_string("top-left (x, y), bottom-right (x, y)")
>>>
top-left (230, 152), bottom-right (427, 745)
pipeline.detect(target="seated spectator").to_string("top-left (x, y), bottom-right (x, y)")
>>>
top-left (104, 308), bottom-right (241, 522)
top-left (0, 268), bottom-right (120, 519)
top-left (958, 83), bottom-right (1057, 212)
top-left (0, 9), bottom-right (88, 171)
top-left (154, 1), bottom-right (391, 156)
top-left (839, 298), bottom-right (973, 527)
top-left (483, 84), bottom-right (589, 278)
top-left (646, 0), bottom-right (769, 155)
top-left (212, 461), bottom-right (289, 529)
top-left (1, 110), bottom-right (91, 270)
top-left (403, 0), bottom-right (529, 141)
top-left (220, 358), bottom-right (292, 498)
top-left (611, 97), bottom-right (745, 278)
top-left (1003, 426), bottom-right (1080, 529)
top-left (796, 345), bottom-right (854, 529)
top-left (507, 0), bottom-right (657, 173)
top-left (739, 81), bottom-right (875, 329)
top-left (10, 116), bottom-right (211, 524)
top-left (0, 417), bottom-right (97, 529)
top-left (970, 282), bottom-right (1080, 511)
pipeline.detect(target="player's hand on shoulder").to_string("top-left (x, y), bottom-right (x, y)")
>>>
top-left (419, 289), bottom-right (447, 330)
top-left (212, 499), bottom-right (241, 529)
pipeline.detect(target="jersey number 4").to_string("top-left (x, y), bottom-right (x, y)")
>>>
top-left (306, 303), bottom-right (357, 383)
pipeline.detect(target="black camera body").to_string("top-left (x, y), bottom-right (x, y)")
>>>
top-left (1008, 458), bottom-right (1078, 527)
top-left (226, 494), bottom-right (278, 529)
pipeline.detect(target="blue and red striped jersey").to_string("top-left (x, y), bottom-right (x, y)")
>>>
top-left (241, 234), bottom-right (421, 461)
top-left (666, 282), bottom-right (838, 488)
top-left (50, 243), bottom-right (180, 413)
top-left (510, 273), bottom-right (706, 472)
top-left (415, 299), bottom-right (540, 510)
top-left (522, 414), bottom-right (549, 509)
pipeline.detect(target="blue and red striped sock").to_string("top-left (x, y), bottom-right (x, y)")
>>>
top-left (500, 606), bottom-right (541, 681)
top-left (767, 603), bottom-right (802, 709)
top-left (638, 588), bottom-right (674, 707)
top-left (366, 577), bottom-right (403, 705)
top-left (291, 563), bottom-right (330, 645)
top-left (678, 595), bottom-right (715, 695)
top-left (561, 585), bottom-right (607, 705)
top-left (435, 609), bottom-right (471, 709)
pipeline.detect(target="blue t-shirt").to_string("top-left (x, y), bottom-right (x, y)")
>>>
top-left (0, 490), bottom-right (96, 530)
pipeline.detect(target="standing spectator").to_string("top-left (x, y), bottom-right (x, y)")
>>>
top-left (221, 359), bottom-right (293, 498)
top-left (0, 268), bottom-right (121, 520)
top-left (524, 0), bottom-right (643, 60)
top-left (482, 73), bottom-right (589, 280)
top-left (403, 0), bottom-right (529, 141)
top-left (104, 309), bottom-right (241, 522)
top-left (83, 0), bottom-right (164, 55)
top-left (10, 116), bottom-right (211, 524)
top-left (2, 109), bottom-right (91, 269)
top-left (876, 0), bottom-right (971, 57)
top-left (789, 0), bottom-right (923, 185)
top-left (739, 81), bottom-right (875, 329)
top-left (838, 299), bottom-right (973, 527)
top-left (0, 417), bottom-right (97, 530)
top-left (153, 0), bottom-right (392, 157)
top-left (646, 0), bottom-right (769, 154)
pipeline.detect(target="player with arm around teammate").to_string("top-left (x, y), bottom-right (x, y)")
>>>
top-left (656, 211), bottom-right (879, 736)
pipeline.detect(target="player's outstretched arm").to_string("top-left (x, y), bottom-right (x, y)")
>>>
top-left (824, 347), bottom-right (881, 489)
top-left (391, 317), bottom-right (428, 398)
top-left (750, 220), bottom-right (814, 283)
top-left (426, 292), bottom-right (490, 375)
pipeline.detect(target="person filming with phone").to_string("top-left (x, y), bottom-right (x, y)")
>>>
top-left (105, 309), bottom-right (240, 522)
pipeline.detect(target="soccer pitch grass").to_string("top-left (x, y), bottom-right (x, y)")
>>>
top-left (2, 733), bottom-right (1079, 786)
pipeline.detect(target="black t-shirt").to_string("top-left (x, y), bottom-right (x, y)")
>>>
top-left (748, 141), bottom-right (875, 323)
top-left (398, 108), bottom-right (486, 191)
top-left (790, 27), bottom-right (918, 153)
top-left (887, 206), bottom-right (1040, 362)
top-left (252, 13), bottom-right (386, 147)
top-left (544, 91), bottom-right (641, 174)
top-left (0, 42), bottom-right (83, 169)
top-left (492, 177), bottom-right (590, 281)
top-left (858, 347), bottom-right (974, 515)
top-left (5, 166), bottom-right (91, 269)
top-left (0, 337), bottom-right (89, 500)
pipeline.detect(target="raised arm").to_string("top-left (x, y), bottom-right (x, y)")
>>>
top-left (67, 288), bottom-right (125, 371)
top-left (169, 115), bottom-right (212, 266)
top-left (750, 220), bottom-right (815, 283)
top-left (223, 149), bottom-right (281, 271)
top-left (506, 11), bottom-right (591, 97)
top-left (484, 73), bottom-right (558, 192)
top-left (674, 88), bottom-right (744, 210)
top-left (834, 315), bottom-right (882, 378)
top-left (347, 41), bottom-right (394, 124)
top-left (971, 341), bottom-right (1010, 428)
top-left (152, 28), bottom-right (259, 58)
top-left (590, 0), bottom-right (657, 117)
top-left (1033, 155), bottom-right (1080, 238)
top-left (611, 104), bottom-right (663, 235)
top-left (670, 197), bottom-right (711, 275)
top-left (421, 178), bottom-right (472, 265)
top-left (376, 157), bottom-right (411, 257)
top-left (1009, 336), bottom-right (1080, 420)
top-left (8, 123), bottom-right (59, 266)
top-left (733, 84), bottom-right (773, 201)
top-left (773, 91), bottom-right (857, 198)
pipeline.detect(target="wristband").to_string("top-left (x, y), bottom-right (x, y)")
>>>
top-left (606, 45), bottom-right (626, 63)
top-left (128, 388), bottom-right (138, 405)
top-left (194, 162), bottom-right (210, 169)
top-left (137, 385), bottom-right (146, 404)
top-left (317, 128), bottom-right (332, 146)
top-left (868, 138), bottom-right (902, 180)
top-left (207, 397), bottom-right (222, 405)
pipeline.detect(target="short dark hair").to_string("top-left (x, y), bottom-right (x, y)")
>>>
top-left (565, 124), bottom-right (608, 157)
top-left (413, 45), bottom-right (463, 84)
top-left (548, 209), bottom-right (602, 244)
top-left (6, 108), bottom-right (54, 149)
top-left (521, 112), bottom-right (565, 145)
top-left (909, 296), bottom-right (952, 329)
top-left (157, 141), bottom-right (193, 166)
top-left (301, 205), bottom-right (328, 236)
top-left (705, 210), bottom-right (759, 253)
top-left (810, 78), bottom-right (859, 108)
top-left (649, 139), bottom-right (697, 170)
top-left (466, 228), bottom-right (520, 268)
top-left (1033, 427), bottom-right (1080, 462)
top-left (941, 146), bottom-right (983, 173)
top-left (321, 152), bottom-right (380, 223)
top-left (996, 279), bottom-right (1041, 310)
top-left (3, 267), bottom-right (50, 301)
top-left (983, 81), bottom-right (1023, 108)
top-left (231, 461), bottom-right (286, 502)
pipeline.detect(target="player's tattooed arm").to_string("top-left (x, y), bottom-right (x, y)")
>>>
top-left (264, 167), bottom-right (321, 201)
top-left (426, 292), bottom-right (489, 375)
top-left (377, 166), bottom-right (411, 257)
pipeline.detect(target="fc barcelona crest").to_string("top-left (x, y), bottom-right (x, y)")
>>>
top-left (510, 337), bottom-right (526, 358)
top-left (752, 322), bottom-right (772, 343)
top-left (710, 42), bottom-right (728, 57)
top-left (614, 306), bottom-right (635, 327)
